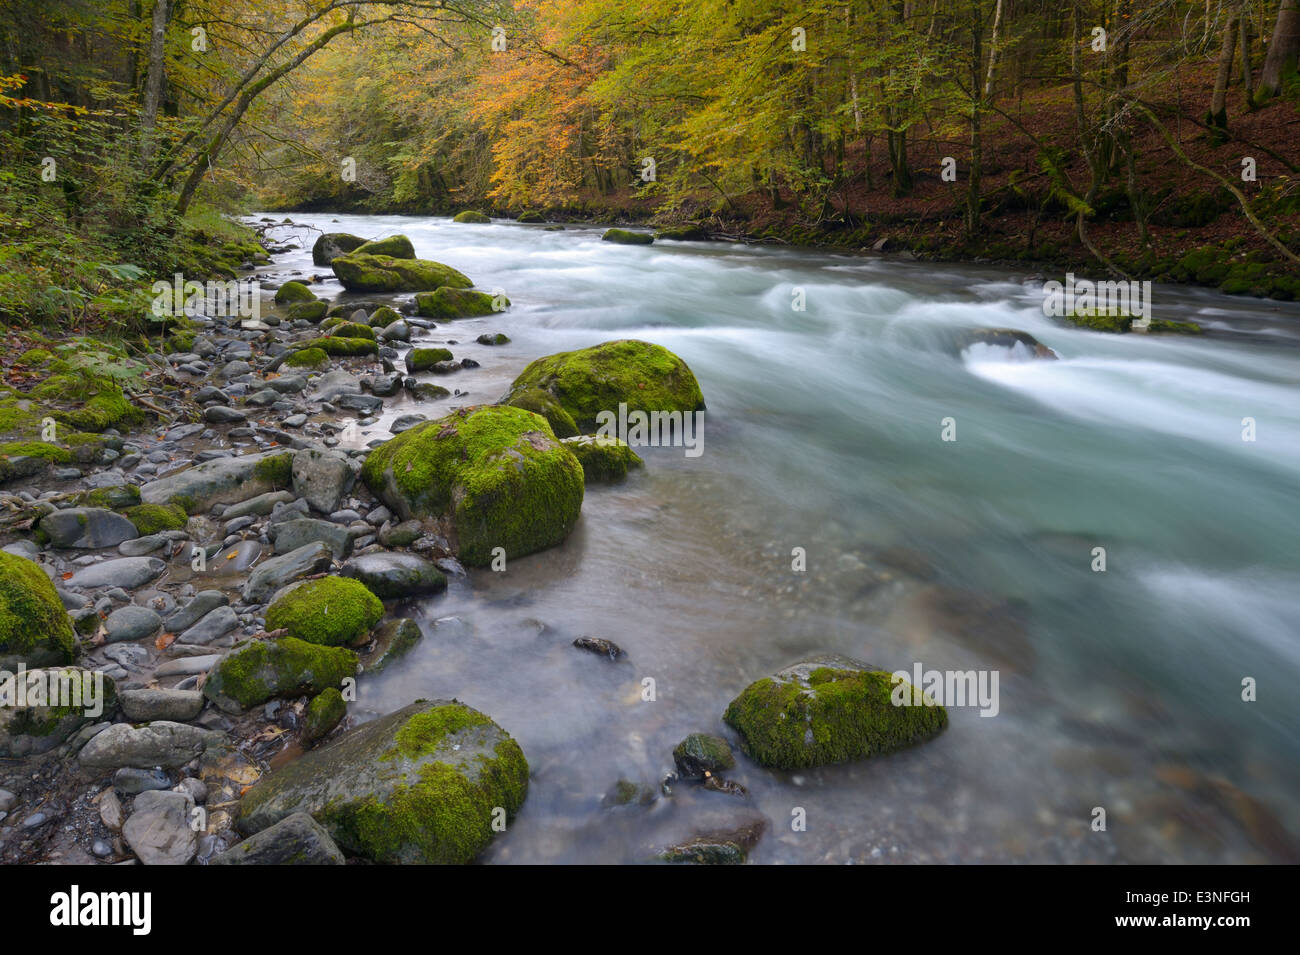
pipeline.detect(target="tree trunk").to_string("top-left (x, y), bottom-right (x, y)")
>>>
top-left (140, 0), bottom-right (170, 165)
top-left (1241, 11), bottom-right (1255, 103)
top-left (1257, 0), bottom-right (1300, 101)
top-left (1208, 11), bottom-right (1238, 139)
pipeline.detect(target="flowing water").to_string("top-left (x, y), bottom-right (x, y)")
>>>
top-left (257, 213), bottom-right (1300, 864)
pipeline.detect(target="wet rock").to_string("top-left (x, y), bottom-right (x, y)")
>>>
top-left (242, 541), bottom-right (334, 603)
top-left (39, 508), bottom-right (139, 549)
top-left (202, 637), bottom-right (357, 713)
top-left (123, 789), bottom-right (197, 865)
top-left (573, 636), bottom-right (624, 660)
top-left (119, 688), bottom-right (205, 722)
top-left (270, 517), bottom-right (353, 559)
top-left (139, 449), bottom-right (294, 511)
top-left (339, 552), bottom-right (447, 599)
top-left (104, 605), bottom-right (163, 643)
top-left (220, 490), bottom-right (296, 520)
top-left (119, 533), bottom-right (170, 556)
top-left (291, 448), bottom-right (358, 514)
top-left (301, 688), bottom-right (346, 746)
top-left (113, 768), bottom-right (172, 796)
top-left (211, 811), bottom-right (345, 865)
top-left (176, 606), bottom-right (241, 646)
top-left (672, 733), bottom-right (735, 779)
top-left (80, 721), bottom-right (225, 770)
top-left (659, 820), bottom-right (766, 865)
top-left (237, 699), bottom-right (527, 864)
top-left (959, 327), bottom-right (1059, 360)
top-left (358, 618), bottom-right (423, 672)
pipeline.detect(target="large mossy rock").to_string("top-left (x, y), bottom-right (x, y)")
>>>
top-left (274, 281), bottom-right (317, 304)
top-left (311, 232), bottom-right (366, 267)
top-left (502, 339), bottom-right (705, 435)
top-left (360, 404), bottom-right (583, 566)
top-left (265, 577), bottom-right (384, 647)
top-left (0, 551), bottom-right (77, 667)
top-left (352, 234), bottom-right (415, 259)
top-left (0, 667), bottom-right (116, 757)
top-left (413, 287), bottom-right (507, 320)
top-left (331, 253), bottom-right (472, 293)
top-left (202, 637), bottom-right (358, 713)
top-left (452, 210), bottom-right (491, 223)
top-left (562, 435), bottom-right (642, 483)
top-left (602, 228), bottom-right (653, 245)
top-left (722, 654), bottom-right (948, 770)
top-left (237, 699), bottom-right (528, 864)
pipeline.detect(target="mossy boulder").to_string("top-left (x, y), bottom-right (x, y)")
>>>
top-left (299, 336), bottom-right (378, 357)
top-left (312, 232), bottom-right (367, 267)
top-left (562, 435), bottom-right (643, 483)
top-left (654, 225), bottom-right (710, 241)
top-left (0, 551), bottom-right (77, 667)
top-left (413, 287), bottom-right (507, 320)
top-left (0, 667), bottom-right (117, 757)
top-left (452, 210), bottom-right (491, 223)
top-left (331, 253), bottom-right (472, 293)
top-left (123, 502), bottom-right (188, 535)
top-left (77, 484), bottom-right (141, 510)
top-left (265, 577), bottom-right (384, 648)
top-left (51, 382), bottom-right (144, 434)
top-left (405, 347), bottom-right (453, 372)
top-left (237, 699), bottom-right (528, 864)
top-left (368, 305), bottom-right (402, 328)
top-left (285, 300), bottom-right (329, 323)
top-left (672, 733), bottom-right (735, 778)
top-left (360, 404), bottom-right (584, 567)
top-left (202, 637), bottom-right (358, 714)
top-left (332, 321), bottom-right (375, 340)
top-left (602, 228), bottom-right (653, 245)
top-left (502, 339), bottom-right (705, 435)
top-left (352, 234), bottom-right (415, 259)
top-left (516, 211), bottom-right (545, 223)
top-left (723, 654), bottom-right (947, 770)
top-left (274, 281), bottom-right (317, 304)
top-left (285, 347), bottom-right (329, 369)
top-left (302, 688), bottom-right (346, 747)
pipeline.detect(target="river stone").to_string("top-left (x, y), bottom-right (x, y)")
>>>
top-left (123, 789), bottom-right (197, 865)
top-left (67, 556), bottom-right (166, 590)
top-left (722, 654), bottom-right (948, 770)
top-left (119, 688), bottom-right (205, 722)
top-left (165, 590), bottom-right (229, 633)
top-left (359, 404), bottom-right (583, 567)
top-left (242, 541), bottom-right (334, 603)
top-left (271, 517), bottom-right (352, 559)
top-left (139, 449), bottom-right (294, 510)
top-left (0, 668), bottom-right (116, 758)
top-left (237, 700), bottom-right (527, 864)
top-left (119, 533), bottom-right (169, 556)
top-left (292, 449), bottom-right (358, 514)
top-left (104, 605), bottom-right (163, 643)
top-left (359, 618), bottom-right (423, 672)
top-left (177, 605), bottom-right (240, 645)
top-left (40, 508), bottom-right (139, 549)
top-left (211, 811), bottom-right (345, 865)
top-left (312, 232), bottom-right (366, 267)
top-left (114, 767), bottom-right (172, 796)
top-left (220, 490), bottom-right (296, 520)
top-left (330, 253), bottom-right (472, 294)
top-left (339, 552), bottom-right (447, 599)
top-left (79, 721), bottom-right (225, 770)
top-left (202, 637), bottom-right (358, 713)
top-left (672, 733), bottom-right (735, 779)
top-left (204, 405), bottom-right (247, 424)
top-left (153, 655), bottom-right (222, 677)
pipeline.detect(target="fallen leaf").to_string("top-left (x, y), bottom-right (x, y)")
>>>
top-left (155, 632), bottom-right (175, 650)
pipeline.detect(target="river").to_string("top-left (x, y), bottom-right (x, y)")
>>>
top-left (254, 212), bottom-right (1300, 864)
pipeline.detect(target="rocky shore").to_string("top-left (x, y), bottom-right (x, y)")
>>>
top-left (0, 225), bottom-right (949, 865)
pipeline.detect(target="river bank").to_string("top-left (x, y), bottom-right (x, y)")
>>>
top-left (1, 212), bottom-right (1298, 864)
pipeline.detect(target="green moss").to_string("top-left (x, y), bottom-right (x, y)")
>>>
top-left (353, 235), bottom-right (415, 259)
top-left (360, 404), bottom-right (584, 566)
top-left (452, 210), bottom-right (491, 223)
top-left (123, 502), bottom-right (188, 534)
top-left (331, 321), bottom-right (375, 340)
top-left (563, 435), bottom-right (642, 483)
top-left (299, 336), bottom-right (379, 357)
top-left (516, 211), bottom-right (545, 223)
top-left (672, 733), bottom-right (735, 777)
top-left (1148, 319), bottom-right (1204, 335)
top-left (202, 636), bottom-right (358, 711)
top-left (386, 705), bottom-right (493, 760)
top-left (47, 380), bottom-right (144, 434)
top-left (285, 300), bottom-right (329, 322)
top-left (723, 666), bottom-right (947, 770)
top-left (14, 348), bottom-right (53, 367)
top-left (274, 281), bottom-right (317, 304)
top-left (252, 452), bottom-right (293, 488)
top-left (0, 551), bottom-right (77, 664)
top-left (413, 287), bottom-right (508, 320)
top-left (265, 577), bottom-right (384, 647)
top-left (405, 347), bottom-right (453, 371)
top-left (1063, 309), bottom-right (1132, 333)
top-left (302, 687), bottom-right (347, 746)
top-left (284, 347), bottom-right (329, 369)
top-left (319, 316), bottom-right (343, 331)
top-left (503, 339), bottom-right (705, 434)
top-left (503, 388), bottom-right (578, 438)
top-left (79, 484), bottom-right (141, 509)
top-left (368, 306), bottom-right (402, 327)
top-left (0, 441), bottom-right (71, 464)
top-left (602, 228), bottom-right (653, 245)
top-left (654, 225), bottom-right (709, 240)
top-left (331, 253), bottom-right (473, 293)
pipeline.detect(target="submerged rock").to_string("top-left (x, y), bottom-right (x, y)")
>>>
top-left (360, 404), bottom-right (583, 567)
top-left (672, 733), bottom-right (735, 779)
top-left (659, 820), bottom-right (766, 865)
top-left (237, 699), bottom-right (528, 864)
top-left (602, 228), bottom-right (653, 245)
top-left (723, 654), bottom-right (947, 770)
top-left (359, 618), bottom-right (424, 672)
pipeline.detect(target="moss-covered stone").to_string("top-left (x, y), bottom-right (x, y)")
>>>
top-left (299, 336), bottom-right (378, 357)
top-left (202, 636), bottom-right (358, 713)
top-left (602, 228), bottom-right (653, 245)
top-left (368, 305), bottom-right (402, 327)
top-left (352, 235), bottom-right (415, 259)
top-left (285, 300), bottom-right (329, 323)
top-left (0, 440), bottom-right (72, 465)
top-left (360, 404), bottom-right (584, 567)
top-left (124, 502), bottom-right (188, 535)
top-left (672, 733), bottom-right (735, 778)
top-left (562, 435), bottom-right (643, 483)
top-left (284, 347), bottom-right (329, 369)
top-left (332, 321), bottom-right (375, 340)
top-left (302, 688), bottom-right (346, 747)
top-left (405, 347), bottom-right (453, 372)
top-left (0, 551), bottom-right (77, 666)
top-left (452, 210), bottom-right (491, 223)
top-left (312, 232), bottom-right (366, 267)
top-left (78, 484), bottom-right (141, 510)
top-left (516, 211), bottom-right (545, 223)
top-left (502, 339), bottom-right (705, 434)
top-left (413, 287), bottom-right (508, 320)
top-left (723, 655), bottom-right (947, 770)
top-left (331, 253), bottom-right (472, 293)
top-left (51, 382), bottom-right (144, 434)
top-left (265, 577), bottom-right (384, 648)
top-left (654, 225), bottom-right (710, 240)
top-left (274, 281), bottom-right (317, 304)
top-left (0, 667), bottom-right (116, 757)
top-left (237, 699), bottom-right (528, 865)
